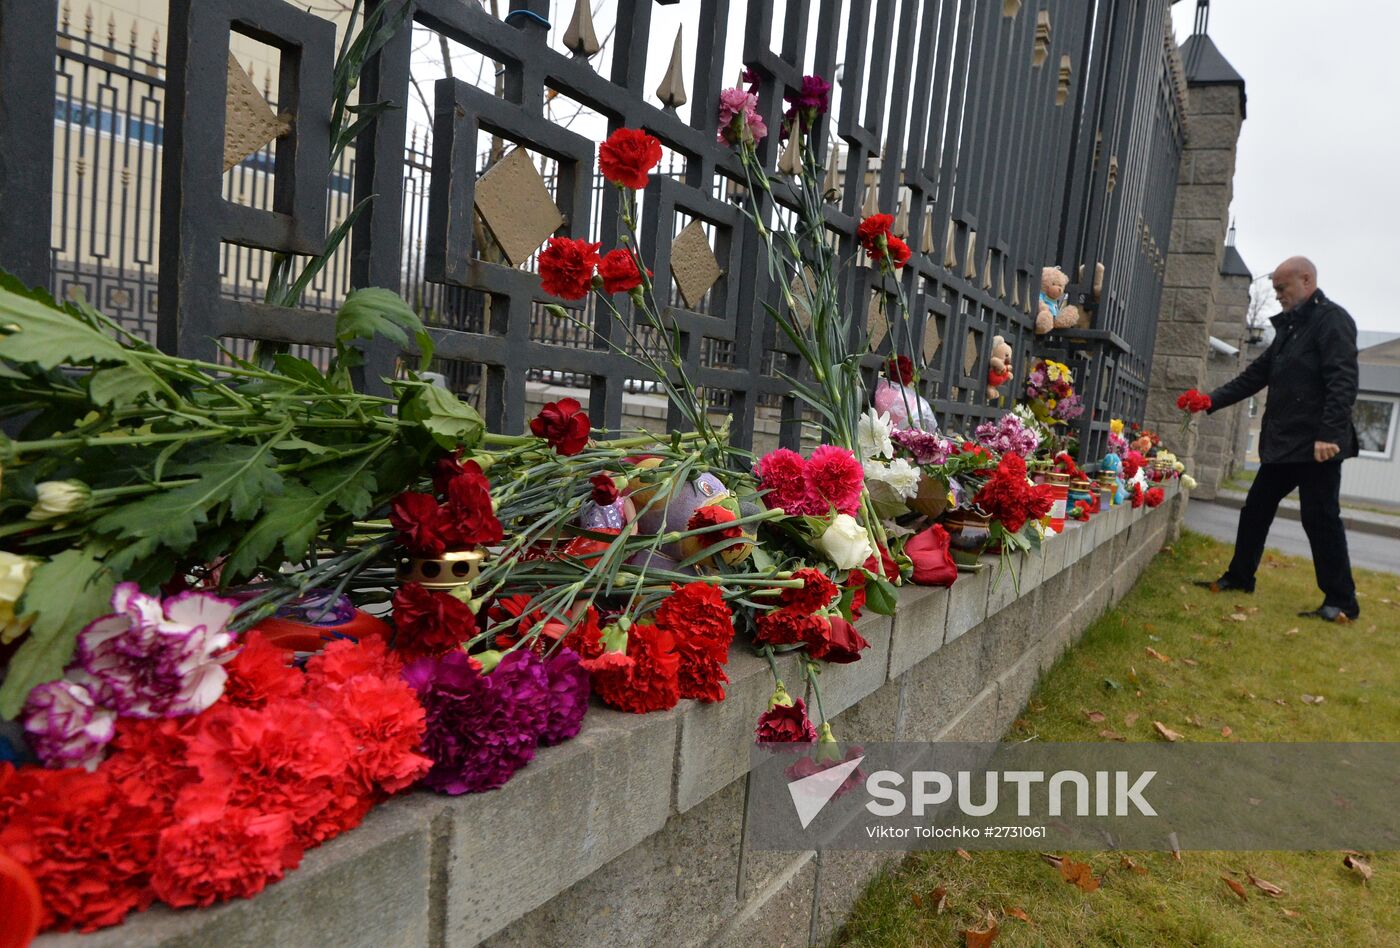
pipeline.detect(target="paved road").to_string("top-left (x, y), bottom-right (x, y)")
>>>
top-left (1184, 500), bottom-right (1400, 576)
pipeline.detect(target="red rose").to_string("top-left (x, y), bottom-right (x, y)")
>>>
top-left (391, 582), bottom-right (478, 658)
top-left (599, 129), bottom-right (663, 190)
top-left (883, 235), bottom-right (911, 269)
top-left (530, 397), bottom-right (591, 455)
top-left (885, 355), bottom-right (914, 386)
top-left (779, 567), bottom-right (840, 613)
top-left (856, 213), bottom-right (893, 253)
top-left (443, 462), bottom-right (504, 546)
top-left (755, 698), bottom-right (818, 743)
top-left (538, 236), bottom-right (601, 300)
top-left (590, 472), bottom-right (620, 506)
top-left (390, 491), bottom-right (452, 557)
top-left (804, 614), bottom-right (869, 663)
top-left (904, 524), bottom-right (958, 587)
top-left (598, 248), bottom-right (650, 294)
top-left (1145, 486), bottom-right (1166, 508)
top-left (686, 503), bottom-right (743, 541)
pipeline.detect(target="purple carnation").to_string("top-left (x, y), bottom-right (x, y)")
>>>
top-left (540, 648), bottom-right (590, 746)
top-left (975, 413), bottom-right (1040, 459)
top-left (891, 428), bottom-right (953, 465)
top-left (21, 678), bottom-right (116, 770)
top-left (785, 75), bottom-right (832, 114)
top-left (75, 584), bottom-right (236, 718)
top-left (404, 649), bottom-right (550, 794)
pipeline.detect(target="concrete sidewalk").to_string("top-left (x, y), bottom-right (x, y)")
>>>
top-left (1214, 489), bottom-right (1400, 539)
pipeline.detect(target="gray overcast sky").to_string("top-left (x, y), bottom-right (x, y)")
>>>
top-left (1170, 1), bottom-right (1400, 333)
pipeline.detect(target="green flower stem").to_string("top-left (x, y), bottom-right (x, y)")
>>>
top-left (802, 659), bottom-right (827, 725)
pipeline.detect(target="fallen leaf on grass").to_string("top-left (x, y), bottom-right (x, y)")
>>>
top-left (1282, 908), bottom-right (1302, 918)
top-left (1121, 856), bottom-right (1148, 875)
top-left (1145, 647), bottom-right (1171, 663)
top-left (1274, 698), bottom-right (1287, 706)
top-left (1186, 715), bottom-right (1204, 728)
top-left (1040, 852), bottom-right (1063, 868)
top-left (1005, 907), bottom-right (1031, 924)
top-left (1154, 721), bottom-right (1183, 742)
top-left (1222, 876), bottom-right (1249, 901)
top-left (1084, 709), bottom-right (1106, 723)
top-left (931, 886), bottom-right (948, 913)
top-left (1225, 612), bottom-right (1249, 623)
top-left (1221, 726), bottom-right (1233, 738)
top-left (1124, 712), bottom-right (1140, 727)
top-left (1103, 678), bottom-right (1122, 691)
top-left (956, 848), bottom-right (973, 861)
top-left (1301, 694), bottom-right (1325, 705)
top-left (1029, 701), bottom-right (1047, 713)
top-left (1180, 657), bottom-right (1199, 667)
top-left (1284, 627), bottom-right (1300, 637)
top-left (1099, 729), bottom-right (1126, 742)
top-left (963, 911), bottom-right (999, 947)
top-left (1247, 872), bottom-right (1284, 897)
top-left (1343, 853), bottom-right (1374, 881)
top-left (1128, 665), bottom-right (1139, 684)
top-left (1169, 834), bottom-right (1182, 861)
top-left (1059, 856), bottom-right (1102, 892)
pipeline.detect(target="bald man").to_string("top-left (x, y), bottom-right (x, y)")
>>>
top-left (1192, 257), bottom-right (1361, 621)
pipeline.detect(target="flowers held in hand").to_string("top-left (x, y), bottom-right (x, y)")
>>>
top-left (598, 128), bottom-right (663, 190)
top-left (755, 682), bottom-right (817, 744)
top-left (818, 513), bottom-right (876, 570)
top-left (1177, 389), bottom-right (1212, 413)
top-left (530, 397), bottom-right (591, 455)
top-left (25, 479), bottom-right (91, 521)
top-left (598, 248), bottom-right (650, 295)
top-left (21, 678), bottom-right (116, 770)
top-left (717, 86), bottom-right (767, 145)
top-left (973, 454), bottom-right (1055, 535)
top-left (538, 237), bottom-right (602, 300)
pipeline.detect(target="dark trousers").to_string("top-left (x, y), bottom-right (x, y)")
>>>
top-left (1225, 460), bottom-right (1357, 609)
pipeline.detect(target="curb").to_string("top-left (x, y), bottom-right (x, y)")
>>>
top-left (1211, 492), bottom-right (1400, 540)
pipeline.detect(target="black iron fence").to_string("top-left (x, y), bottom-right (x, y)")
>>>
top-left (0, 0), bottom-right (1186, 459)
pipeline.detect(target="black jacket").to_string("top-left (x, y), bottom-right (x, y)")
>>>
top-left (1208, 289), bottom-right (1359, 464)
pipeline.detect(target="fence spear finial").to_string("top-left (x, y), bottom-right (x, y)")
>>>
top-left (563, 0), bottom-right (600, 58)
top-left (656, 28), bottom-right (688, 108)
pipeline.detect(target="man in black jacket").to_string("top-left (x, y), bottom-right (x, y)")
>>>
top-left (1191, 256), bottom-right (1361, 622)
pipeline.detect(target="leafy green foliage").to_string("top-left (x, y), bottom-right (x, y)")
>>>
top-left (334, 287), bottom-right (434, 373)
top-left (0, 284), bottom-right (133, 369)
top-left (0, 548), bottom-right (114, 718)
top-left (400, 382), bottom-right (484, 450)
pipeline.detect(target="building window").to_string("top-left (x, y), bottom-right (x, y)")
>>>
top-left (1354, 396), bottom-right (1398, 458)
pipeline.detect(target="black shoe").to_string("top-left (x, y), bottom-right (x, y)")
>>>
top-left (1297, 604), bottom-right (1360, 623)
top-left (1193, 575), bottom-right (1255, 593)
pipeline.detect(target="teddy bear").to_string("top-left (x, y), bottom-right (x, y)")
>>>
top-left (985, 334), bottom-right (1013, 400)
top-left (1034, 266), bottom-right (1081, 335)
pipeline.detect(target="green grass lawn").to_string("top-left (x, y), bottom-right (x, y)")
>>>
top-left (836, 530), bottom-right (1400, 947)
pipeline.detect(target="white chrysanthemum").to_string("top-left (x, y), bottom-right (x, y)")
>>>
top-left (1181, 474), bottom-right (1198, 490)
top-left (881, 457), bottom-right (921, 498)
top-left (858, 408), bottom-right (894, 460)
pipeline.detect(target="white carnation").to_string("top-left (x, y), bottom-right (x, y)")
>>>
top-left (858, 408), bottom-right (894, 460)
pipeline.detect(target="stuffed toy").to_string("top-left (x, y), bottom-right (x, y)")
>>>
top-left (985, 334), bottom-right (1013, 400)
top-left (1101, 452), bottom-right (1128, 505)
top-left (1034, 267), bottom-right (1081, 335)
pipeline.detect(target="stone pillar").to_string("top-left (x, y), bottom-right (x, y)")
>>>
top-left (1144, 33), bottom-right (1246, 512)
top-left (1193, 255), bottom-right (1252, 498)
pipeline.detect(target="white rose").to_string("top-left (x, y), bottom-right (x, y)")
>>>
top-left (858, 409), bottom-right (894, 460)
top-left (26, 480), bottom-right (92, 521)
top-left (0, 551), bottom-right (37, 643)
top-left (818, 514), bottom-right (875, 569)
top-left (1181, 474), bottom-right (1198, 490)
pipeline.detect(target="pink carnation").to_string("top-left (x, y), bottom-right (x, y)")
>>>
top-left (21, 678), bottom-right (116, 770)
top-left (717, 87), bottom-right (767, 145)
top-left (756, 448), bottom-right (810, 514)
top-left (803, 445), bottom-right (864, 516)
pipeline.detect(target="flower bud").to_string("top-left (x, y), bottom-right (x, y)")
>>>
top-left (26, 479), bottom-right (91, 521)
top-left (475, 649), bottom-right (503, 673)
top-left (0, 551), bottom-right (37, 644)
top-left (767, 681), bottom-right (795, 710)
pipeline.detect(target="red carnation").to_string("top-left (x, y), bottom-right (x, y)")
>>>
top-left (780, 567), bottom-right (840, 613)
top-left (755, 699), bottom-right (818, 743)
top-left (687, 503), bottom-right (743, 541)
top-left (1145, 486), bottom-right (1166, 508)
top-left (390, 491), bottom-right (453, 556)
top-left (599, 128), bottom-right (663, 190)
top-left (431, 451), bottom-right (466, 495)
top-left (1176, 388), bottom-right (1212, 413)
top-left (538, 236), bottom-right (601, 300)
top-left (224, 632), bottom-right (305, 709)
top-left (754, 608), bottom-right (827, 647)
top-left (443, 462), bottom-right (504, 546)
top-left (391, 582), bottom-right (478, 659)
top-left (530, 397), bottom-right (591, 455)
top-left (885, 354), bottom-right (914, 386)
top-left (655, 582), bottom-right (735, 703)
top-left (756, 447), bottom-right (810, 514)
top-left (803, 444), bottom-right (864, 516)
top-left (883, 235), bottom-right (912, 269)
top-left (1122, 450), bottom-right (1147, 479)
top-left (845, 568), bottom-right (867, 619)
top-left (804, 614), bottom-right (869, 664)
top-left (1131, 484), bottom-right (1146, 508)
top-left (151, 809), bottom-right (299, 909)
top-left (589, 473), bottom-right (620, 507)
top-left (856, 213), bottom-right (894, 253)
top-left (598, 248), bottom-right (650, 294)
top-left (591, 620), bottom-right (681, 713)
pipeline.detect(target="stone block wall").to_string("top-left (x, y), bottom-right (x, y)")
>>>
top-left (42, 488), bottom-right (1181, 948)
top-left (1195, 268), bottom-right (1253, 498)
